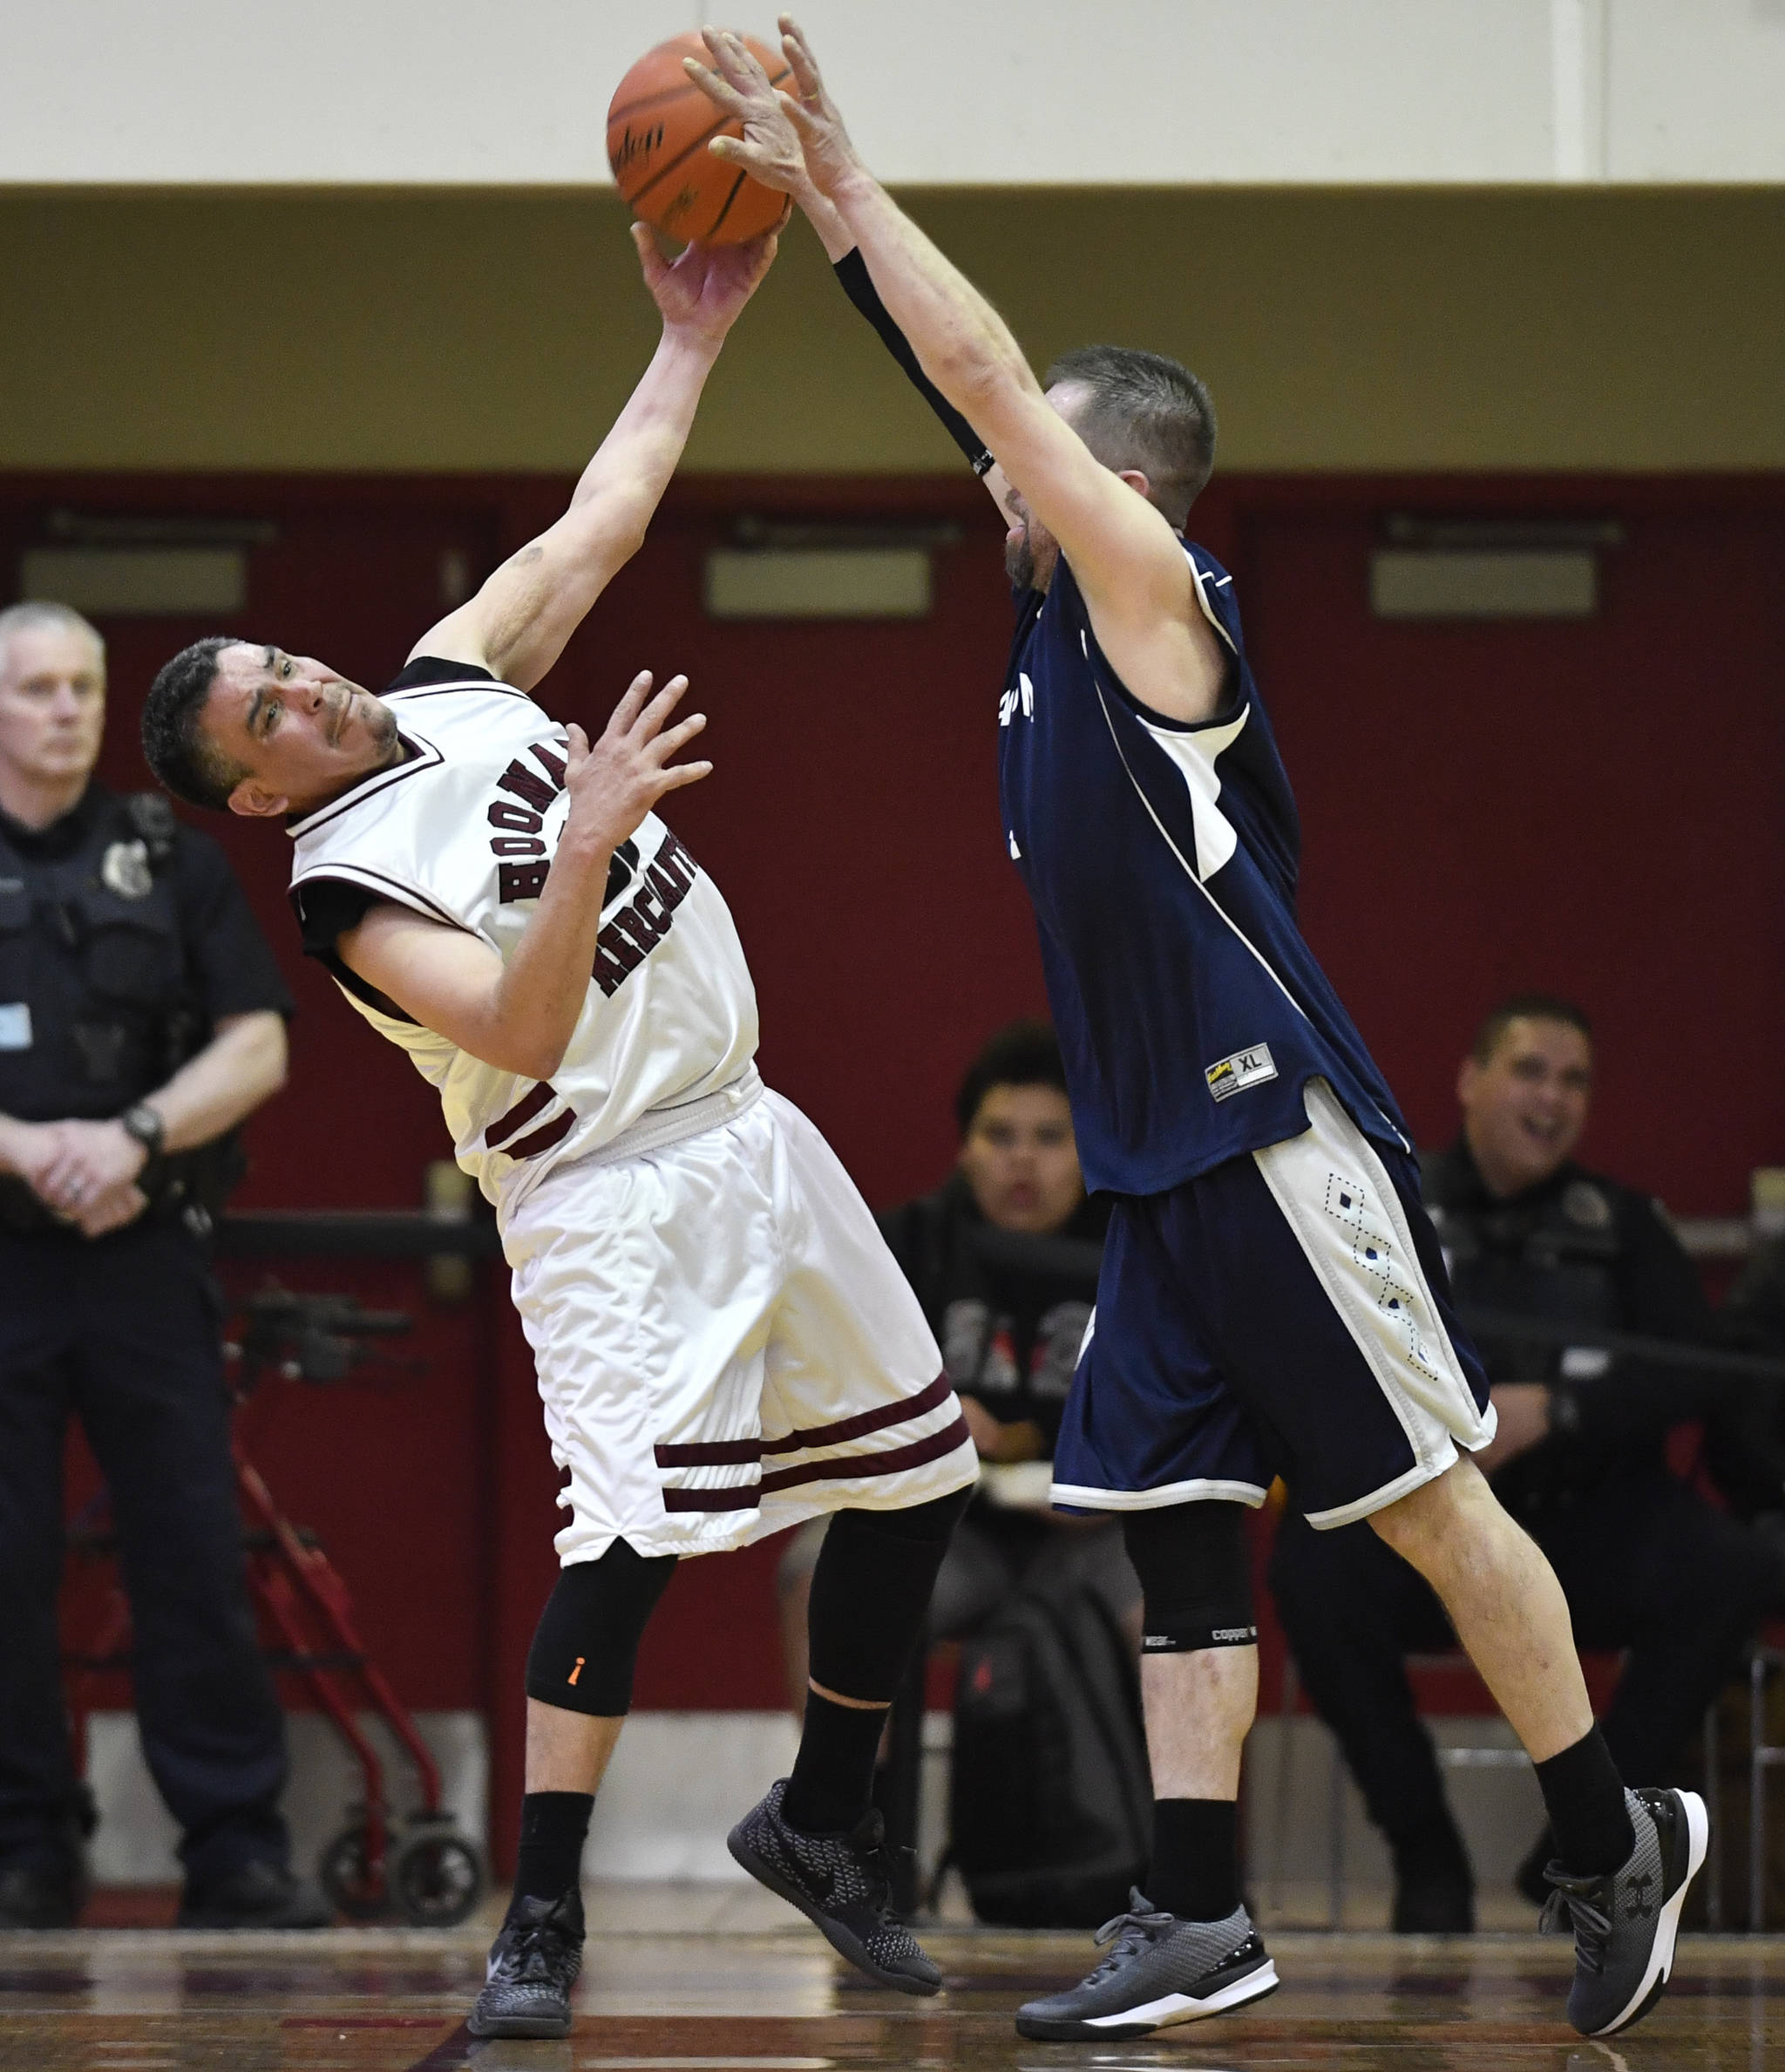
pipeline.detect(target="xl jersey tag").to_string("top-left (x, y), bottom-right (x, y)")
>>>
top-left (1206, 1043), bottom-right (1277, 1103)
top-left (0, 1003), bottom-right (31, 1050)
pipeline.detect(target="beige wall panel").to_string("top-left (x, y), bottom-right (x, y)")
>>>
top-left (7, 2), bottom-right (1785, 183)
top-left (0, 188), bottom-right (1780, 473)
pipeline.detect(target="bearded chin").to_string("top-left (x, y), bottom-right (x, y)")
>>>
top-left (1005, 533), bottom-right (1036, 591)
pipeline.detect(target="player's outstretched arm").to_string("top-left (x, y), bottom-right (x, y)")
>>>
top-left (692, 19), bottom-right (1221, 725)
top-left (336, 673), bottom-right (709, 1078)
top-left (412, 228), bottom-right (782, 694)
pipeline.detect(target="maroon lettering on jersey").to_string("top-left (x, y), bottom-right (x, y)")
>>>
top-left (499, 859), bottom-right (551, 902)
top-left (489, 801), bottom-right (543, 832)
top-left (609, 905), bottom-right (663, 957)
top-left (496, 759), bottom-right (557, 814)
top-left (528, 741), bottom-right (568, 787)
top-left (632, 881), bottom-right (668, 932)
top-left (592, 928), bottom-right (644, 996)
top-left (587, 832), bottom-right (702, 997)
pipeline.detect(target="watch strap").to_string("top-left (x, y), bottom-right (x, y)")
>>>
top-left (120, 1103), bottom-right (166, 1157)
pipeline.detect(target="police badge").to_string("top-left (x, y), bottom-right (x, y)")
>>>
top-left (1562, 1179), bottom-right (1613, 1231)
top-left (100, 839), bottom-right (153, 900)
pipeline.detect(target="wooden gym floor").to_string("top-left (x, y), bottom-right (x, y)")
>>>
top-left (2, 1888), bottom-right (1781, 2072)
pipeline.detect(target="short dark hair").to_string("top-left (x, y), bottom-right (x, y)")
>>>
top-left (141, 636), bottom-right (248, 811)
top-left (1042, 344), bottom-right (1217, 528)
top-left (1470, 992), bottom-right (1595, 1065)
top-left (954, 1018), bottom-right (1069, 1138)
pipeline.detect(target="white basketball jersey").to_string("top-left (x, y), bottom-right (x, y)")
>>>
top-left (287, 672), bottom-right (759, 1210)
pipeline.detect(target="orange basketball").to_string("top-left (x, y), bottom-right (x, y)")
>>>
top-left (607, 32), bottom-right (791, 246)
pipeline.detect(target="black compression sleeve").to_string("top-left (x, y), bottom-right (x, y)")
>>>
top-left (832, 248), bottom-right (994, 476)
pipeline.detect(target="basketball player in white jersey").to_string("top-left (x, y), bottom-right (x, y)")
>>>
top-left (141, 219), bottom-right (975, 2039)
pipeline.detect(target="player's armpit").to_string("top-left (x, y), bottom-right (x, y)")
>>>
top-left (338, 905), bottom-right (549, 1078)
top-left (983, 385), bottom-right (1227, 726)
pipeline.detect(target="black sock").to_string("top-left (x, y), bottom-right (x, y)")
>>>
top-left (783, 1688), bottom-right (888, 1834)
top-left (512, 1790), bottom-right (594, 1909)
top-left (1534, 1727), bottom-right (1634, 1878)
top-left (1146, 1798), bottom-right (1239, 1920)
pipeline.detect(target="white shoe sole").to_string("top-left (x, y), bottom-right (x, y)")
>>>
top-left (1592, 1789), bottom-right (1708, 2039)
top-left (1018, 1955), bottom-right (1279, 2038)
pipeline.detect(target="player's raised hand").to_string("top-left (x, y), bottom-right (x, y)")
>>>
top-left (772, 17), bottom-right (861, 197)
top-left (630, 216), bottom-right (783, 345)
top-left (685, 28), bottom-right (809, 198)
top-left (560, 671), bottom-right (711, 857)
top-left (689, 20), bottom-right (860, 202)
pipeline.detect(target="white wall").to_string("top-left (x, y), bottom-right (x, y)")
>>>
top-left (4, 0), bottom-right (1783, 187)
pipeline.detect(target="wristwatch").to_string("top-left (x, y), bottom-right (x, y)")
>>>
top-left (119, 1103), bottom-right (166, 1160)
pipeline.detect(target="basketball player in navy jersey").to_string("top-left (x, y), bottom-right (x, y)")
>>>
top-left (690, 21), bottom-right (1706, 2041)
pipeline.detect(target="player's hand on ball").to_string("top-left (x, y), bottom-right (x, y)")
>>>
top-left (686, 26), bottom-right (815, 200)
top-left (562, 671), bottom-right (710, 857)
top-left (631, 219), bottom-right (783, 344)
top-left (689, 20), bottom-right (859, 203)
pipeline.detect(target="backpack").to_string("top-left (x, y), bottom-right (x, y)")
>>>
top-left (947, 1583), bottom-right (1152, 1926)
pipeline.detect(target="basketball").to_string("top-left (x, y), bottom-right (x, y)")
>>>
top-left (607, 31), bottom-right (792, 246)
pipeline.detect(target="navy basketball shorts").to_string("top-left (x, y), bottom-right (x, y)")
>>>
top-left (1051, 1079), bottom-right (1496, 1530)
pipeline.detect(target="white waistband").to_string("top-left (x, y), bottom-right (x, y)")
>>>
top-left (565, 1064), bottom-right (764, 1174)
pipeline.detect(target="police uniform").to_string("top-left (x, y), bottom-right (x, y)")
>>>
top-left (1269, 1137), bottom-right (1777, 1906)
top-left (291, 660), bottom-right (976, 1569)
top-left (0, 782), bottom-right (295, 1909)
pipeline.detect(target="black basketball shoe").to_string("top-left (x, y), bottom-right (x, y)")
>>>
top-left (1540, 1786), bottom-right (1707, 2037)
top-left (1015, 1892), bottom-right (1279, 2039)
top-left (726, 1778), bottom-right (940, 1994)
top-left (468, 1887), bottom-right (584, 2039)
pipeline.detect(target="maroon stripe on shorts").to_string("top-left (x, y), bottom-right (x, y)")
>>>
top-left (506, 1109), bottom-right (576, 1160)
top-left (485, 1081), bottom-right (555, 1148)
top-left (654, 1438), bottom-right (764, 1468)
top-left (757, 1414), bottom-right (972, 1496)
top-left (661, 1484), bottom-right (763, 1512)
top-left (760, 1372), bottom-right (953, 1457)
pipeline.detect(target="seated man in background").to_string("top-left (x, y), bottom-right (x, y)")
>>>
top-left (1270, 994), bottom-right (1775, 1930)
top-left (779, 1022), bottom-right (1134, 1709)
top-left (1714, 1224), bottom-right (1785, 1575)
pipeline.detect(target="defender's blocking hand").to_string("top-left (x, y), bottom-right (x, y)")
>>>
top-left (688, 18), bottom-right (861, 202)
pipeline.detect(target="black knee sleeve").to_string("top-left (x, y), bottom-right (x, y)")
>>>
top-left (807, 1488), bottom-right (971, 1701)
top-left (1123, 1501), bottom-right (1256, 1653)
top-left (524, 1538), bottom-right (677, 1716)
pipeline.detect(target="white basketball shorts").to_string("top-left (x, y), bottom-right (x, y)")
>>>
top-left (499, 1081), bottom-right (978, 1564)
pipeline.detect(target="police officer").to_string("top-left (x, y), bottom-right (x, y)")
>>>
top-left (1269, 994), bottom-right (1775, 1930)
top-left (0, 601), bottom-right (323, 1928)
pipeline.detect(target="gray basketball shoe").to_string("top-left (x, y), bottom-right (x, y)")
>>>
top-left (1015, 1892), bottom-right (1279, 2040)
top-left (1539, 1786), bottom-right (1708, 2038)
top-left (726, 1779), bottom-right (941, 1994)
top-left (467, 1887), bottom-right (584, 2039)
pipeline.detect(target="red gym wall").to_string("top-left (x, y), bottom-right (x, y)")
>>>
top-left (7, 470), bottom-right (1782, 1866)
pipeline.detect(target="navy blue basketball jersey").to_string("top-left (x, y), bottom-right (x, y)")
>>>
top-left (999, 541), bottom-right (1410, 1197)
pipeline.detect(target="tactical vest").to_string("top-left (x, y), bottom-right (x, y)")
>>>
top-left (1421, 1149), bottom-right (1622, 1385)
top-left (0, 791), bottom-right (228, 1237)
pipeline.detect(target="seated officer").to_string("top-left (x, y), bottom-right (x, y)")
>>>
top-left (1269, 993), bottom-right (1775, 1931)
top-left (778, 1021), bottom-right (1134, 1708)
top-left (1714, 1235), bottom-right (1785, 1578)
top-left (0, 602), bottom-right (322, 1928)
